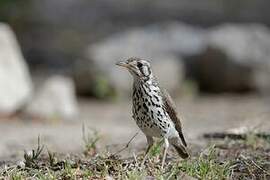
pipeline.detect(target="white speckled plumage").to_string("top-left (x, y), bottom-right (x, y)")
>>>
top-left (132, 78), bottom-right (178, 139)
top-left (116, 57), bottom-right (189, 168)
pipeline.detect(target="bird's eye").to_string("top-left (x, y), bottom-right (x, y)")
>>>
top-left (137, 62), bottom-right (143, 68)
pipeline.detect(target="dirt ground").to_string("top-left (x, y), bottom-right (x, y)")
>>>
top-left (0, 95), bottom-right (269, 162)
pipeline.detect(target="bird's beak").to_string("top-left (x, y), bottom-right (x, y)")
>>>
top-left (115, 61), bottom-right (130, 68)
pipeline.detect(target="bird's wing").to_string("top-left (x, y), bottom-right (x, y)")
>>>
top-left (161, 89), bottom-right (187, 147)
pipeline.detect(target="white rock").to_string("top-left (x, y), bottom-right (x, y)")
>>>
top-left (150, 55), bottom-right (185, 92)
top-left (89, 22), bottom-right (205, 65)
top-left (0, 23), bottom-right (32, 114)
top-left (194, 23), bottom-right (270, 92)
top-left (26, 76), bottom-right (78, 121)
top-left (207, 23), bottom-right (270, 66)
top-left (85, 22), bottom-right (204, 94)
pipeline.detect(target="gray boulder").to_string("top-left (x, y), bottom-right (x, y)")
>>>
top-left (193, 23), bottom-right (270, 93)
top-left (89, 22), bottom-right (205, 61)
top-left (0, 23), bottom-right (32, 114)
top-left (5, 0), bottom-right (270, 71)
top-left (26, 76), bottom-right (79, 121)
top-left (82, 22), bottom-right (205, 95)
top-left (73, 59), bottom-right (116, 99)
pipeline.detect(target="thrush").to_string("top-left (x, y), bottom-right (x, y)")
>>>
top-left (116, 57), bottom-right (189, 169)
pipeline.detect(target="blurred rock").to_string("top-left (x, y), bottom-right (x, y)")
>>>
top-left (89, 22), bottom-right (205, 60)
top-left (84, 22), bottom-right (205, 95)
top-left (26, 76), bottom-right (78, 121)
top-left (73, 59), bottom-right (116, 99)
top-left (253, 65), bottom-right (270, 95)
top-left (3, 0), bottom-right (270, 71)
top-left (193, 23), bottom-right (270, 93)
top-left (152, 56), bottom-right (185, 92)
top-left (0, 23), bottom-right (32, 115)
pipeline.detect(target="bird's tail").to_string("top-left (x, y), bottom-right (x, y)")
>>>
top-left (169, 137), bottom-right (189, 159)
top-left (172, 144), bottom-right (189, 159)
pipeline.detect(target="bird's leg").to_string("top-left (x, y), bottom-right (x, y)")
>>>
top-left (145, 141), bottom-right (154, 155)
top-left (141, 136), bottom-right (154, 166)
top-left (161, 138), bottom-right (169, 170)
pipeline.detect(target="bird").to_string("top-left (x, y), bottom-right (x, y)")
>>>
top-left (116, 57), bottom-right (189, 169)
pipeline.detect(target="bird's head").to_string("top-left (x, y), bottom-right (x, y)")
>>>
top-left (116, 57), bottom-right (153, 81)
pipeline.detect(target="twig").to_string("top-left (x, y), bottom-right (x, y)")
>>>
top-left (240, 154), bottom-right (270, 176)
top-left (239, 155), bottom-right (258, 179)
top-left (203, 132), bottom-right (270, 140)
top-left (204, 132), bottom-right (246, 140)
top-left (133, 152), bottom-right (138, 167)
top-left (111, 132), bottom-right (139, 156)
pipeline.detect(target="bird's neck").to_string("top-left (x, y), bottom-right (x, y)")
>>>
top-left (134, 76), bottom-right (153, 86)
top-left (133, 75), bottom-right (160, 93)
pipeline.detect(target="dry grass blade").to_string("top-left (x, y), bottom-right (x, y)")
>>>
top-left (111, 132), bottom-right (139, 157)
top-left (82, 124), bottom-right (100, 156)
top-left (23, 136), bottom-right (44, 168)
top-left (240, 154), bottom-right (270, 176)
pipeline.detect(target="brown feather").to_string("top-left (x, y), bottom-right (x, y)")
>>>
top-left (161, 89), bottom-right (187, 147)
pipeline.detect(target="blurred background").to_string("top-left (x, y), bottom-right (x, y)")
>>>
top-left (0, 0), bottom-right (270, 160)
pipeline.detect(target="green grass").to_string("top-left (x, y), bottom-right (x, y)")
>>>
top-left (179, 146), bottom-right (233, 179)
top-left (1, 134), bottom-right (270, 179)
top-left (82, 124), bottom-right (100, 156)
